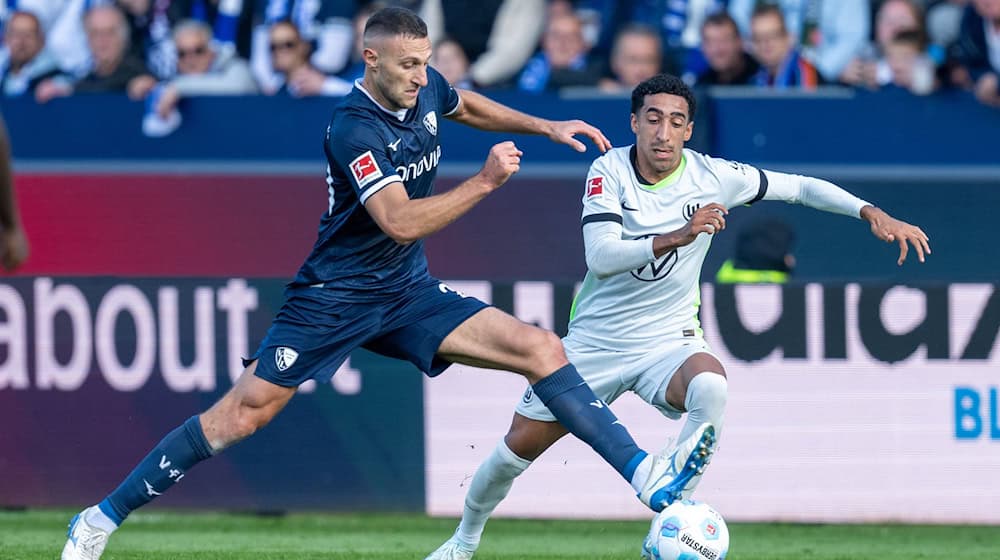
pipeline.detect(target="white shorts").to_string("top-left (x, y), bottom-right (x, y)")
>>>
top-left (515, 335), bottom-right (717, 422)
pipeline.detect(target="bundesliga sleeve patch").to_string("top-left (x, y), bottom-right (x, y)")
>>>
top-left (349, 150), bottom-right (384, 189)
top-left (586, 176), bottom-right (604, 198)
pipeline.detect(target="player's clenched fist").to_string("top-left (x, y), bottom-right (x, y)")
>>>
top-left (678, 202), bottom-right (728, 245)
top-left (478, 141), bottom-right (523, 189)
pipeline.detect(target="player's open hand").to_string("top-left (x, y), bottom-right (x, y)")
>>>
top-left (678, 203), bottom-right (728, 245)
top-left (861, 206), bottom-right (930, 265)
top-left (479, 141), bottom-right (523, 189)
top-left (546, 120), bottom-right (612, 153)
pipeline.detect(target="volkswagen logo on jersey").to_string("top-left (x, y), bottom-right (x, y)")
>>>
top-left (422, 111), bottom-right (438, 135)
top-left (631, 234), bottom-right (678, 282)
top-left (275, 347), bottom-right (299, 371)
top-left (682, 201), bottom-right (701, 221)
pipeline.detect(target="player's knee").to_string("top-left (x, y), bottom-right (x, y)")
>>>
top-left (230, 404), bottom-right (276, 440)
top-left (522, 328), bottom-right (565, 367)
top-left (504, 426), bottom-right (542, 461)
top-left (686, 372), bottom-right (728, 415)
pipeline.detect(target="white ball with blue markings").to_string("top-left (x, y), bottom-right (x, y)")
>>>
top-left (642, 500), bottom-right (729, 560)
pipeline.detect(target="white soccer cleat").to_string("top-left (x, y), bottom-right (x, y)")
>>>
top-left (638, 422), bottom-right (717, 512)
top-left (61, 507), bottom-right (110, 560)
top-left (424, 536), bottom-right (477, 560)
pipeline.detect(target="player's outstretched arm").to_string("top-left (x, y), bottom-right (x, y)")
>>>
top-left (753, 167), bottom-right (931, 266)
top-left (448, 89), bottom-right (611, 153)
top-left (860, 205), bottom-right (931, 265)
top-left (364, 142), bottom-right (521, 244)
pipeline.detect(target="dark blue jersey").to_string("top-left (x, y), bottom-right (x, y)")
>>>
top-left (292, 67), bottom-right (461, 298)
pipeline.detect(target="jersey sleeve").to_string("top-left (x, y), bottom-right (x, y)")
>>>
top-left (580, 156), bottom-right (623, 227)
top-left (428, 66), bottom-right (461, 116)
top-left (327, 119), bottom-right (402, 205)
top-left (702, 154), bottom-right (769, 208)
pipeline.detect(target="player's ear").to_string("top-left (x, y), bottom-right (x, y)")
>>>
top-left (684, 121), bottom-right (693, 142)
top-left (362, 46), bottom-right (379, 70)
top-left (630, 113), bottom-right (638, 134)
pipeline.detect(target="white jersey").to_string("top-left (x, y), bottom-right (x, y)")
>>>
top-left (568, 146), bottom-right (768, 351)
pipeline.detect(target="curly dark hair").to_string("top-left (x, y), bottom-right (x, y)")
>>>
top-left (630, 74), bottom-right (696, 121)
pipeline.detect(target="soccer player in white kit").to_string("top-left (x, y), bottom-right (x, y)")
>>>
top-left (425, 74), bottom-right (930, 560)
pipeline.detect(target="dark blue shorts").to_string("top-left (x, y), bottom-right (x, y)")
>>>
top-left (247, 278), bottom-right (489, 387)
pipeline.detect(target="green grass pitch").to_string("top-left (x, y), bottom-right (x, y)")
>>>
top-left (3, 509), bottom-right (997, 559)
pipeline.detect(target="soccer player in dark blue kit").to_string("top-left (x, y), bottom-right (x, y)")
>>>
top-left (63, 8), bottom-right (711, 559)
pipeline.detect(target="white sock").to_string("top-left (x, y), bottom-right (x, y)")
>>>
top-left (629, 454), bottom-right (654, 493)
top-left (677, 372), bottom-right (727, 443)
top-left (454, 440), bottom-right (532, 548)
top-left (85, 505), bottom-right (120, 534)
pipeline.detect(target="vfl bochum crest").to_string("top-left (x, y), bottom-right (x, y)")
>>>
top-left (275, 347), bottom-right (299, 371)
top-left (423, 111), bottom-right (438, 135)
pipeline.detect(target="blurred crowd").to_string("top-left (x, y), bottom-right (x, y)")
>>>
top-left (1, 0), bottom-right (998, 121)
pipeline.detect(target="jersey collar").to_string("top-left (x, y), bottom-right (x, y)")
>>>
top-left (629, 145), bottom-right (687, 191)
top-left (355, 79), bottom-right (409, 122)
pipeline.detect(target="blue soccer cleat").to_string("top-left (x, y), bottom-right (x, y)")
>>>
top-left (638, 423), bottom-right (717, 512)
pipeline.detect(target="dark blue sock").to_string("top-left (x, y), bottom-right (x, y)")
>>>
top-left (532, 364), bottom-right (647, 482)
top-left (98, 416), bottom-right (213, 524)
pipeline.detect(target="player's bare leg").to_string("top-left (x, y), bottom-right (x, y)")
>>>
top-left (62, 362), bottom-right (296, 560)
top-left (425, 414), bottom-right (568, 560)
top-left (199, 361), bottom-right (298, 450)
top-left (638, 353), bottom-right (727, 509)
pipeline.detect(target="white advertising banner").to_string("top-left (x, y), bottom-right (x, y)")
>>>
top-left (425, 282), bottom-right (1000, 523)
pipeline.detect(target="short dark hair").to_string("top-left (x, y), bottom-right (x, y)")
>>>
top-left (751, 4), bottom-right (787, 33)
top-left (702, 11), bottom-right (740, 36)
top-left (364, 6), bottom-right (427, 41)
top-left (891, 28), bottom-right (928, 50)
top-left (631, 74), bottom-right (696, 121)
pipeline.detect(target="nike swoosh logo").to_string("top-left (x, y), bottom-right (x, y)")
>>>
top-left (388, 138), bottom-right (402, 151)
top-left (621, 203), bottom-right (639, 211)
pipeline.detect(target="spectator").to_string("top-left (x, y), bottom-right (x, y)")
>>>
top-left (696, 11), bottom-right (760, 86)
top-left (421, 0), bottom-right (545, 88)
top-left (884, 29), bottom-right (939, 94)
top-left (598, 24), bottom-right (662, 92)
top-left (251, 0), bottom-right (354, 94)
top-left (262, 20), bottom-right (350, 97)
top-left (432, 37), bottom-right (472, 89)
top-left (517, 12), bottom-right (603, 92)
top-left (728, 0), bottom-right (870, 83)
top-left (0, 0), bottom-right (66, 34)
top-left (141, 19), bottom-right (257, 119)
top-left (951, 0), bottom-right (1000, 106)
top-left (749, 4), bottom-right (820, 89)
top-left (573, 0), bottom-right (724, 78)
top-left (35, 4), bottom-right (153, 102)
top-left (113, 0), bottom-right (254, 80)
top-left (0, 11), bottom-right (60, 96)
top-left (841, 0), bottom-right (933, 89)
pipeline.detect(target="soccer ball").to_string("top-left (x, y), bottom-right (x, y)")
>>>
top-left (641, 500), bottom-right (729, 560)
